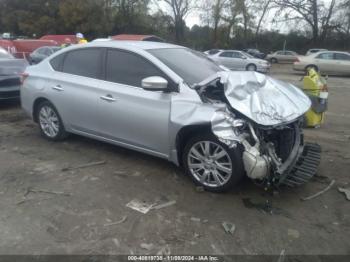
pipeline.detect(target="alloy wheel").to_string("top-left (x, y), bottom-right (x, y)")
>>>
top-left (39, 105), bottom-right (60, 138)
top-left (187, 141), bottom-right (233, 188)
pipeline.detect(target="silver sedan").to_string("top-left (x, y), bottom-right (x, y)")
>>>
top-left (21, 41), bottom-right (319, 192)
top-left (208, 50), bottom-right (270, 73)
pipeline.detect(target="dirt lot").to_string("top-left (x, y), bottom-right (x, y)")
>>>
top-left (0, 64), bottom-right (349, 256)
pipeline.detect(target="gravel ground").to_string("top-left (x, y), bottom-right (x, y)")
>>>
top-left (0, 64), bottom-right (349, 256)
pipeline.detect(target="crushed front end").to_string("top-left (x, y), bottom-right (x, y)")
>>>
top-left (195, 71), bottom-right (321, 189)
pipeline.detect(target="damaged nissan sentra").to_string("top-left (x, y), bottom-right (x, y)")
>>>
top-left (21, 41), bottom-right (321, 192)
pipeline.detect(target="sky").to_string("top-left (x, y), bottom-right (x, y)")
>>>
top-left (183, 0), bottom-right (335, 32)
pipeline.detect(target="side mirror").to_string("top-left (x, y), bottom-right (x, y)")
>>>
top-left (142, 76), bottom-right (168, 91)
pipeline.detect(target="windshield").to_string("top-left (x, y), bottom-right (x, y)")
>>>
top-left (148, 48), bottom-right (222, 85)
top-left (242, 52), bottom-right (254, 58)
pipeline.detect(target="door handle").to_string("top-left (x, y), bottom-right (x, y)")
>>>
top-left (52, 85), bottom-right (64, 92)
top-left (100, 94), bottom-right (117, 102)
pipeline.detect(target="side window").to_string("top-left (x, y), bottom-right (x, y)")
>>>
top-left (334, 53), bottom-right (350, 61)
top-left (231, 52), bottom-right (242, 58)
top-left (276, 51), bottom-right (284, 55)
top-left (62, 48), bottom-right (102, 78)
top-left (106, 49), bottom-right (168, 87)
top-left (50, 53), bottom-right (65, 71)
top-left (219, 52), bottom-right (233, 58)
top-left (36, 48), bottom-right (45, 55)
top-left (316, 53), bottom-right (334, 60)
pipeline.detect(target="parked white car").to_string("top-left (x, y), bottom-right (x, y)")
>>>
top-left (208, 50), bottom-right (270, 73)
top-left (294, 51), bottom-right (350, 75)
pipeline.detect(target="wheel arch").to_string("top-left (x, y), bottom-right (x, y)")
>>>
top-left (32, 97), bottom-right (61, 123)
top-left (175, 123), bottom-right (212, 167)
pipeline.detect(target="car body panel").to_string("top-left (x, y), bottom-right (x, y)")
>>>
top-left (0, 50), bottom-right (28, 100)
top-left (21, 41), bottom-right (309, 168)
top-left (266, 51), bottom-right (298, 63)
top-left (293, 51), bottom-right (350, 75)
top-left (209, 50), bottom-right (270, 73)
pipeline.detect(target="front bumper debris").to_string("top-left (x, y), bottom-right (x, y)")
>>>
top-left (278, 143), bottom-right (321, 187)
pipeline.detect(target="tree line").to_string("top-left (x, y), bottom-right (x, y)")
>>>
top-left (0, 0), bottom-right (349, 53)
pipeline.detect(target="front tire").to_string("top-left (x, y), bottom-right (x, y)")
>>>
top-left (182, 133), bottom-right (244, 193)
top-left (36, 101), bottom-right (68, 141)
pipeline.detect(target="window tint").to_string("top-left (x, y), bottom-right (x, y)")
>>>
top-left (232, 52), bottom-right (244, 58)
top-left (316, 53), bottom-right (334, 60)
top-left (219, 51), bottom-right (233, 58)
top-left (106, 49), bottom-right (166, 87)
top-left (62, 48), bottom-right (102, 78)
top-left (50, 53), bottom-right (65, 71)
top-left (334, 53), bottom-right (350, 61)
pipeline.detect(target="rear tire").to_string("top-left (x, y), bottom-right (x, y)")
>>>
top-left (182, 133), bottom-right (245, 193)
top-left (36, 101), bottom-right (68, 141)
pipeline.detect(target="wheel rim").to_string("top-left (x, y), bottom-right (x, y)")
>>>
top-left (247, 65), bottom-right (256, 71)
top-left (39, 106), bottom-right (60, 138)
top-left (187, 141), bottom-right (233, 188)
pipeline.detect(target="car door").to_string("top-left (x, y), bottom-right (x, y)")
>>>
top-left (285, 51), bottom-right (296, 62)
top-left (48, 48), bottom-right (104, 134)
top-left (334, 53), bottom-right (350, 74)
top-left (216, 51), bottom-right (236, 69)
top-left (314, 52), bottom-right (335, 73)
top-left (231, 51), bottom-right (247, 70)
top-left (95, 48), bottom-right (173, 157)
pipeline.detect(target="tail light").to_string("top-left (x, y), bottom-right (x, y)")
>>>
top-left (20, 72), bottom-right (29, 85)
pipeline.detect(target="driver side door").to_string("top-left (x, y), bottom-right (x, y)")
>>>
top-left (96, 49), bottom-right (174, 157)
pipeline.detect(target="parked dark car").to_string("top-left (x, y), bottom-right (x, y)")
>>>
top-left (245, 49), bottom-right (266, 59)
top-left (28, 46), bottom-right (61, 64)
top-left (0, 47), bottom-right (28, 101)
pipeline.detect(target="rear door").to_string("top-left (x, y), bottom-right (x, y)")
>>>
top-left (334, 53), bottom-right (350, 74)
top-left (216, 51), bottom-right (236, 69)
top-left (48, 48), bottom-right (104, 134)
top-left (95, 48), bottom-right (173, 156)
top-left (314, 52), bottom-right (335, 73)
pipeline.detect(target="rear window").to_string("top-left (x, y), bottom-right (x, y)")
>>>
top-left (62, 48), bottom-right (102, 78)
top-left (50, 53), bottom-right (65, 71)
top-left (334, 53), bottom-right (350, 61)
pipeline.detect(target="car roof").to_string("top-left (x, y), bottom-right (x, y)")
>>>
top-left (69, 40), bottom-right (183, 51)
top-left (310, 50), bottom-right (350, 56)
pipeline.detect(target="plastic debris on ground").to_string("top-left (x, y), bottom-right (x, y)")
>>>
top-left (126, 199), bottom-right (155, 214)
top-left (338, 187), bottom-right (350, 200)
top-left (222, 222), bottom-right (236, 235)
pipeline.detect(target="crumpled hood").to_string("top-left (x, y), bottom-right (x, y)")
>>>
top-left (201, 71), bottom-right (311, 126)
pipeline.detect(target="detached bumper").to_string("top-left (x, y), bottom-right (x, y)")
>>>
top-left (279, 143), bottom-right (321, 187)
